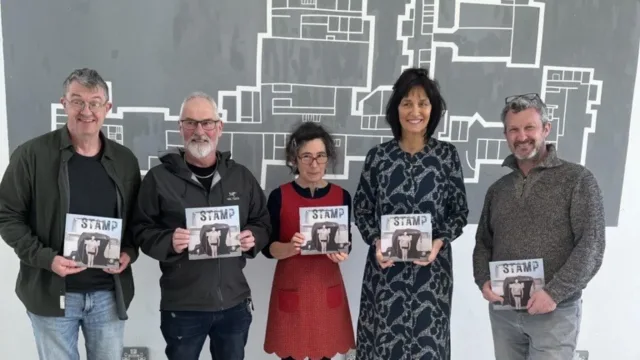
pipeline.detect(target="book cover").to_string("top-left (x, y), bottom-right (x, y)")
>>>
top-left (185, 205), bottom-right (241, 260)
top-left (489, 258), bottom-right (545, 310)
top-left (63, 213), bottom-right (122, 269)
top-left (299, 205), bottom-right (350, 255)
top-left (379, 214), bottom-right (432, 262)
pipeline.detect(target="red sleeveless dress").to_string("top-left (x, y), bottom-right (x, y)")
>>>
top-left (263, 183), bottom-right (355, 360)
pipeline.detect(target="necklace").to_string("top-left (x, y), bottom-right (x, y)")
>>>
top-left (194, 171), bottom-right (215, 179)
top-left (184, 157), bottom-right (216, 178)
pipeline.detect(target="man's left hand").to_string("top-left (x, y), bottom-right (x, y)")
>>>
top-left (414, 238), bottom-right (444, 266)
top-left (104, 252), bottom-right (131, 274)
top-left (527, 290), bottom-right (557, 315)
top-left (239, 230), bottom-right (255, 252)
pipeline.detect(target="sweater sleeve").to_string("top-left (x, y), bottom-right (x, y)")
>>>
top-left (261, 188), bottom-right (281, 259)
top-left (353, 147), bottom-right (380, 246)
top-left (543, 169), bottom-right (606, 303)
top-left (473, 185), bottom-right (495, 290)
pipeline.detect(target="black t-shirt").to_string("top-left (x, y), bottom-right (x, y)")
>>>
top-left (64, 149), bottom-right (118, 293)
top-left (187, 160), bottom-right (217, 190)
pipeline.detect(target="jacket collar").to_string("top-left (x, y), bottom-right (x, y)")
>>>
top-left (502, 143), bottom-right (563, 171)
top-left (58, 124), bottom-right (115, 160)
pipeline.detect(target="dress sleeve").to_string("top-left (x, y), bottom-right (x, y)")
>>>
top-left (433, 144), bottom-right (469, 246)
top-left (353, 147), bottom-right (380, 246)
top-left (343, 189), bottom-right (353, 254)
top-left (261, 187), bottom-right (282, 259)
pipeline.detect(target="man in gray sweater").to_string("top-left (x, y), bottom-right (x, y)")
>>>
top-left (473, 93), bottom-right (606, 360)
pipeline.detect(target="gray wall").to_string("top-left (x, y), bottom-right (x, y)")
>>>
top-left (1, 1), bottom-right (639, 359)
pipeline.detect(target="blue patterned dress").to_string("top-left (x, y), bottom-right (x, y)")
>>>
top-left (353, 137), bottom-right (469, 360)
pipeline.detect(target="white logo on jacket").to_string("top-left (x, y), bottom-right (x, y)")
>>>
top-left (226, 192), bottom-right (240, 201)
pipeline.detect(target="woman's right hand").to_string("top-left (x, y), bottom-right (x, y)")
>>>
top-left (375, 238), bottom-right (394, 269)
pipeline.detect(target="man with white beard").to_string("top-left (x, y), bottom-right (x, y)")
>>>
top-left (472, 93), bottom-right (606, 360)
top-left (130, 92), bottom-right (270, 360)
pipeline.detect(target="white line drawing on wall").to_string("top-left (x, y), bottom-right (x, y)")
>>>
top-left (48, 0), bottom-right (604, 199)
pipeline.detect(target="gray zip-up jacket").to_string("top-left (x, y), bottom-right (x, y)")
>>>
top-left (472, 144), bottom-right (606, 304)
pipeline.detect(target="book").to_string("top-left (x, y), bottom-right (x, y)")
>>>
top-left (63, 213), bottom-right (122, 269)
top-left (379, 214), bottom-right (432, 262)
top-left (185, 205), bottom-right (242, 260)
top-left (489, 258), bottom-right (545, 310)
top-left (299, 205), bottom-right (350, 255)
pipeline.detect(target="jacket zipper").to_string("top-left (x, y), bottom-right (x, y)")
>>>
top-left (194, 175), bottom-right (225, 309)
top-left (207, 183), bottom-right (225, 308)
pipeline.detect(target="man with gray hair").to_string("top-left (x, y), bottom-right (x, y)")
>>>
top-left (130, 91), bottom-right (270, 360)
top-left (472, 93), bottom-right (606, 360)
top-left (0, 68), bottom-right (142, 359)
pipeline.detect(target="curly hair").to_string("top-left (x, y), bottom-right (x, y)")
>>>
top-left (284, 121), bottom-right (337, 175)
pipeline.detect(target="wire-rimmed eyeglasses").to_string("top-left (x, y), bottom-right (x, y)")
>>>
top-left (65, 98), bottom-right (108, 112)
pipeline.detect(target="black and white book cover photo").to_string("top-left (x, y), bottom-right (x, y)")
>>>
top-left (185, 205), bottom-right (241, 260)
top-left (380, 214), bottom-right (432, 262)
top-left (63, 213), bottom-right (122, 269)
top-left (298, 205), bottom-right (350, 255)
top-left (489, 258), bottom-right (545, 311)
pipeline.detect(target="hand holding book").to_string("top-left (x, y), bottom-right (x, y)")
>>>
top-left (413, 238), bottom-right (444, 266)
top-left (103, 252), bottom-right (131, 274)
top-left (172, 228), bottom-right (191, 253)
top-left (238, 230), bottom-right (256, 252)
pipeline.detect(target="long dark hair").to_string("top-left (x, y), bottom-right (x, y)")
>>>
top-left (385, 67), bottom-right (447, 141)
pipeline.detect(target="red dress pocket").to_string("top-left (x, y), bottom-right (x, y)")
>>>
top-left (326, 285), bottom-right (343, 309)
top-left (277, 289), bottom-right (299, 313)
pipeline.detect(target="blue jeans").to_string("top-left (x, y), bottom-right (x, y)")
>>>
top-left (160, 298), bottom-right (253, 360)
top-left (489, 299), bottom-right (582, 360)
top-left (27, 291), bottom-right (125, 360)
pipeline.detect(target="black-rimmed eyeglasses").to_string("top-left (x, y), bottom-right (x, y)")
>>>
top-left (180, 119), bottom-right (221, 130)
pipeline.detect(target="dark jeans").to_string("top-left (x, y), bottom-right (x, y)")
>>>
top-left (160, 298), bottom-right (253, 360)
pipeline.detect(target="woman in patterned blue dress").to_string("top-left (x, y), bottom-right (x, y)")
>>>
top-left (353, 67), bottom-right (469, 360)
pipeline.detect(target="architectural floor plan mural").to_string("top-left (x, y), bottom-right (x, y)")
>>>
top-left (3, 0), bottom-right (639, 225)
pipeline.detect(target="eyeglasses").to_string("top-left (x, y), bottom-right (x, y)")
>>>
top-left (298, 153), bottom-right (328, 165)
top-left (180, 119), bottom-right (221, 130)
top-left (66, 98), bottom-right (108, 112)
top-left (505, 93), bottom-right (541, 104)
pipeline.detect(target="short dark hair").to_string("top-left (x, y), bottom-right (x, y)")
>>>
top-left (284, 121), bottom-right (337, 175)
top-left (62, 68), bottom-right (110, 101)
top-left (385, 67), bottom-right (447, 141)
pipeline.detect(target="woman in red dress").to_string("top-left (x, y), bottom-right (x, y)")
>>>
top-left (262, 122), bottom-right (356, 360)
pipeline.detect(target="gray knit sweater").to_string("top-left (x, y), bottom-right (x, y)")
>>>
top-left (472, 144), bottom-right (606, 304)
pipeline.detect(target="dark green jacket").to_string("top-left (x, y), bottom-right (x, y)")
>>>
top-left (0, 126), bottom-right (142, 319)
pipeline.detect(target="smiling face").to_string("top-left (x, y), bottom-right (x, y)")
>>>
top-left (61, 81), bottom-right (112, 140)
top-left (295, 138), bottom-right (328, 184)
top-left (179, 97), bottom-right (223, 159)
top-left (398, 86), bottom-right (432, 137)
top-left (504, 107), bottom-right (551, 160)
